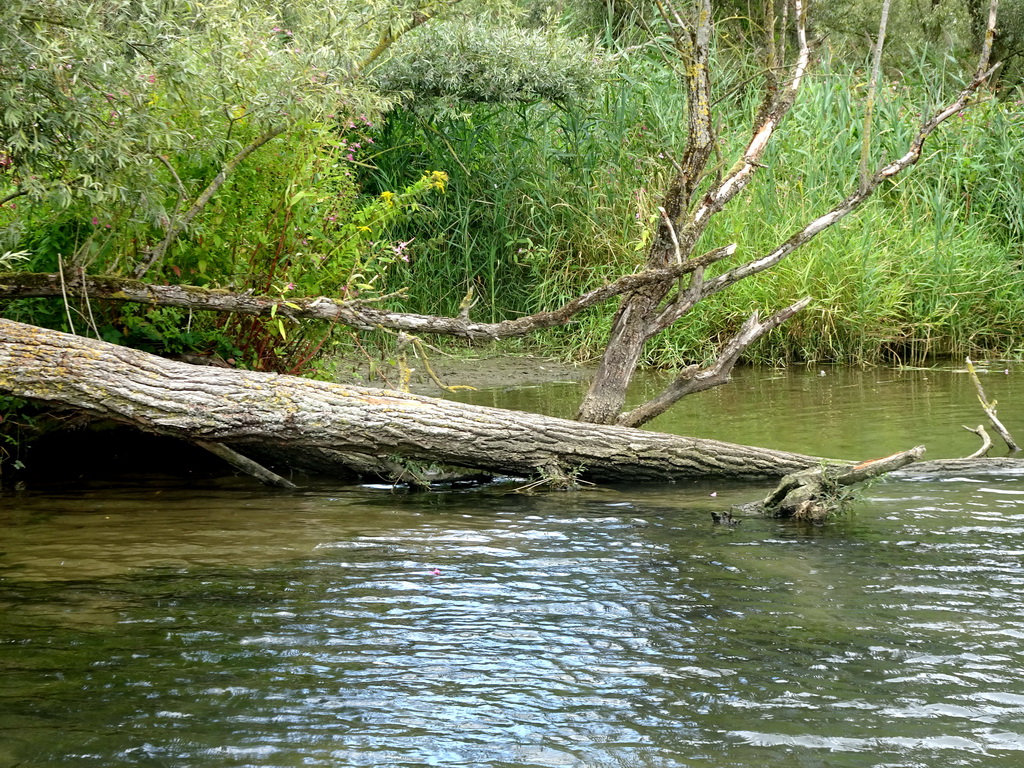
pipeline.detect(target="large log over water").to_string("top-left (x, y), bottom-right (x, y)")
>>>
top-left (0, 319), bottom-right (827, 483)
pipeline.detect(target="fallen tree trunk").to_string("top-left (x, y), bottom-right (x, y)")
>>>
top-left (0, 263), bottom-right (725, 340)
top-left (0, 318), bottom-right (829, 483)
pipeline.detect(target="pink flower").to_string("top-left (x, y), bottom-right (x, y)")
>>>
top-left (431, 568), bottom-right (441, 576)
top-left (91, 217), bottom-right (99, 226)
top-left (392, 239), bottom-right (413, 261)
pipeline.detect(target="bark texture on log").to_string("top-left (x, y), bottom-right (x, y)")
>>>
top-left (0, 319), bottom-right (826, 483)
top-left (0, 264), bottom-right (723, 340)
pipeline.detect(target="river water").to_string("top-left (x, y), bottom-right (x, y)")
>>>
top-left (2, 365), bottom-right (1024, 767)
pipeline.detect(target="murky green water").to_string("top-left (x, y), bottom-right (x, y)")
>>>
top-left (457, 364), bottom-right (1024, 461)
top-left (3, 365), bottom-right (1024, 767)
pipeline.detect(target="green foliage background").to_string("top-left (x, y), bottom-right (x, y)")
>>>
top-left (2, 0), bottom-right (1023, 374)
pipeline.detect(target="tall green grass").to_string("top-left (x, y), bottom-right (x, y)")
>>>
top-left (364, 51), bottom-right (1024, 367)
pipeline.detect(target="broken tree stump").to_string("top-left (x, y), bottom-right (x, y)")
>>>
top-left (759, 445), bottom-right (926, 522)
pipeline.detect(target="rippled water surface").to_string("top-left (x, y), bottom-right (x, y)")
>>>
top-left (3, 366), bottom-right (1024, 767)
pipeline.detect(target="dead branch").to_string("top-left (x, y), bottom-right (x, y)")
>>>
top-left (966, 357), bottom-right (1019, 451)
top-left (616, 296), bottom-right (811, 428)
top-left (698, 41), bottom-right (1000, 303)
top-left (962, 424), bottom-right (993, 459)
top-left (194, 440), bottom-right (297, 488)
top-left (0, 247), bottom-right (741, 340)
top-left (761, 445), bottom-right (926, 522)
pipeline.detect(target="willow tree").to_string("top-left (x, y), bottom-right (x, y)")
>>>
top-left (0, 0), bottom-right (1005, 483)
top-left (0, 0), bottom-right (526, 273)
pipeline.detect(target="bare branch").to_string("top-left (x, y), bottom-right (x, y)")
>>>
top-left (653, 0), bottom-right (715, 253)
top-left (860, 0), bottom-right (892, 192)
top-left (962, 424), bottom-right (993, 459)
top-left (194, 440), bottom-right (297, 488)
top-left (617, 297), bottom-right (811, 428)
top-left (0, 247), bottom-right (742, 340)
top-left (701, 35), bottom-right (1000, 304)
top-left (687, 0), bottom-right (811, 238)
top-left (651, 244), bottom-right (734, 332)
top-left (133, 126), bottom-right (287, 278)
top-left (976, 0), bottom-right (1000, 78)
top-left (966, 356), bottom-right (1019, 452)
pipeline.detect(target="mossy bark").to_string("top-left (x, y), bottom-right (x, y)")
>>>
top-left (0, 318), bottom-right (827, 483)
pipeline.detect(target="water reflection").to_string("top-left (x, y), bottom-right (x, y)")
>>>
top-left (3, 469), bottom-right (1024, 767)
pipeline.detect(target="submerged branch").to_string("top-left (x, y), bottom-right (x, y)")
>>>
top-left (966, 356), bottom-right (1019, 452)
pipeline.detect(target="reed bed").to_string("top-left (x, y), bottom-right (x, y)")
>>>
top-left (366, 53), bottom-right (1024, 367)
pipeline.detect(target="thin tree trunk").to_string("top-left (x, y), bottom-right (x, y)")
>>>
top-left (134, 125), bottom-right (287, 278)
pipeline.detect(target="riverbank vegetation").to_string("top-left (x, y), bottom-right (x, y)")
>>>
top-left (369, 15), bottom-right (1024, 367)
top-left (1, 0), bottom-right (1021, 483)
top-left (2, 0), bottom-right (1021, 376)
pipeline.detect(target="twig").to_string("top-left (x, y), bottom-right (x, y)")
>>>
top-left (408, 335), bottom-right (477, 393)
top-left (56, 255), bottom-right (77, 336)
top-left (78, 267), bottom-right (101, 339)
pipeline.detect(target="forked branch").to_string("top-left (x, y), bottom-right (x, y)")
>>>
top-left (617, 296), bottom-right (811, 428)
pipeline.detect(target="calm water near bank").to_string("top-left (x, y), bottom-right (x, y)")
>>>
top-left (3, 365), bottom-right (1024, 767)
top-left (453, 363), bottom-right (1024, 461)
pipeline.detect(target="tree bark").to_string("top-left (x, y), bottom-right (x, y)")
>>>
top-left (0, 258), bottom-right (733, 340)
top-left (575, 0), bottom-right (812, 424)
top-left (0, 318), bottom-right (828, 483)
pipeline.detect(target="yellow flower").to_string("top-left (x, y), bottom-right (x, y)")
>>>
top-left (380, 190), bottom-right (395, 205)
top-left (429, 170), bottom-right (448, 191)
